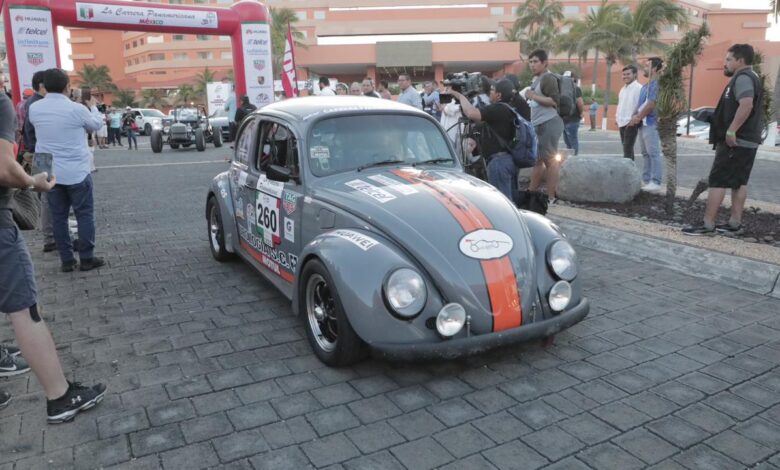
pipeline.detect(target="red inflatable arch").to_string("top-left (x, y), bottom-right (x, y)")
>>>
top-left (3, 0), bottom-right (272, 107)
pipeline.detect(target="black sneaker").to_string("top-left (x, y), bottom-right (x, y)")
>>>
top-left (47, 381), bottom-right (107, 424)
top-left (682, 224), bottom-right (716, 236)
top-left (0, 350), bottom-right (30, 377)
top-left (79, 257), bottom-right (105, 272)
top-left (0, 344), bottom-right (21, 357)
top-left (43, 242), bottom-right (57, 253)
top-left (715, 223), bottom-right (744, 234)
top-left (0, 391), bottom-right (10, 410)
top-left (61, 260), bottom-right (78, 272)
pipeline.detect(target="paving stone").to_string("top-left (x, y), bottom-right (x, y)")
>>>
top-left (146, 399), bottom-right (196, 426)
top-left (277, 372), bottom-right (324, 395)
top-left (673, 444), bottom-right (741, 470)
top-left (260, 416), bottom-right (317, 449)
top-left (591, 401), bottom-right (652, 431)
top-left (312, 383), bottom-right (363, 407)
top-left (471, 411), bottom-right (531, 444)
top-left (577, 442), bottom-right (646, 470)
top-left (160, 442), bottom-right (219, 469)
top-left (250, 446), bottom-right (313, 470)
top-left (213, 429), bottom-right (269, 462)
top-left (206, 368), bottom-right (255, 391)
top-left (270, 391), bottom-right (322, 419)
top-left (704, 392), bottom-right (763, 420)
top-left (646, 416), bottom-right (708, 449)
top-left (677, 345), bottom-right (726, 365)
top-left (347, 395), bottom-right (402, 424)
top-left (621, 392), bottom-right (680, 419)
top-left (522, 425), bottom-right (584, 461)
top-left (424, 377), bottom-right (473, 400)
top-left (630, 362), bottom-right (681, 385)
top-left (345, 422), bottom-right (406, 454)
top-left (652, 381), bottom-right (706, 406)
top-left (343, 450), bottom-right (405, 470)
top-left (705, 430), bottom-right (773, 466)
top-left (226, 401), bottom-right (279, 430)
top-left (543, 388), bottom-right (599, 415)
top-left (165, 377), bottom-right (213, 400)
top-left (246, 362), bottom-right (292, 382)
top-left (432, 423), bottom-right (494, 459)
top-left (586, 352), bottom-right (636, 372)
top-left (181, 412), bottom-right (234, 444)
top-left (234, 380), bottom-right (285, 405)
top-left (301, 433), bottom-right (361, 467)
top-left (428, 398), bottom-right (484, 427)
top-left (674, 403), bottom-right (734, 434)
top-left (350, 376), bottom-right (399, 397)
top-left (730, 382), bottom-right (780, 408)
top-left (543, 456), bottom-right (592, 470)
top-left (307, 405), bottom-right (361, 436)
top-left (388, 409), bottom-right (446, 440)
top-left (97, 409), bottom-right (150, 439)
top-left (574, 379), bottom-right (628, 405)
top-left (73, 436), bottom-right (130, 469)
top-left (557, 361), bottom-right (609, 382)
top-left (129, 424), bottom-right (186, 457)
top-left (603, 370), bottom-right (655, 394)
top-left (464, 388), bottom-right (516, 414)
top-left (439, 453), bottom-right (498, 470)
top-left (483, 439), bottom-right (548, 470)
top-left (191, 389), bottom-right (242, 416)
top-left (44, 415), bottom-right (99, 452)
top-left (509, 399), bottom-right (567, 430)
top-left (558, 413), bottom-right (620, 446)
top-left (499, 377), bottom-right (547, 402)
top-left (733, 417), bottom-right (780, 448)
top-left (613, 428), bottom-right (678, 465)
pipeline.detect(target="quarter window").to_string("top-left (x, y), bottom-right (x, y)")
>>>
top-left (235, 117), bottom-right (259, 166)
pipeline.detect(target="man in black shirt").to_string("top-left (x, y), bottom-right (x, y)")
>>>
top-left (448, 79), bottom-right (518, 201)
top-left (234, 96), bottom-right (257, 127)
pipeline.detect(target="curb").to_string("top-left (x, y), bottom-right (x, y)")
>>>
top-left (550, 215), bottom-right (780, 299)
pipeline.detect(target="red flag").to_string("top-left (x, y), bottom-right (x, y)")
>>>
top-left (281, 23), bottom-right (299, 98)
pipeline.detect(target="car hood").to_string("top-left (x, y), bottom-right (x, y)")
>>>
top-left (310, 167), bottom-right (538, 333)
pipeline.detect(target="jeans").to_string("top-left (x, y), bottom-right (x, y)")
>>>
top-left (39, 192), bottom-right (54, 244)
top-left (109, 127), bottom-right (122, 146)
top-left (126, 128), bottom-right (137, 149)
top-left (487, 152), bottom-right (518, 202)
top-left (589, 113), bottom-right (597, 130)
top-left (48, 174), bottom-right (96, 263)
top-left (619, 125), bottom-right (640, 160)
top-left (639, 124), bottom-right (662, 185)
top-left (562, 121), bottom-right (580, 155)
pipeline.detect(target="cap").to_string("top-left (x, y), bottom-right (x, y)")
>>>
top-left (563, 71), bottom-right (572, 77)
top-left (23, 88), bottom-right (34, 97)
top-left (125, 106), bottom-right (131, 110)
top-left (494, 79), bottom-right (515, 102)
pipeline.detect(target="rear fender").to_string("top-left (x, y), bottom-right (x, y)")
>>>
top-left (207, 171), bottom-right (238, 254)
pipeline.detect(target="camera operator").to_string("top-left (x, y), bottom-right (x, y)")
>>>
top-left (448, 79), bottom-right (518, 201)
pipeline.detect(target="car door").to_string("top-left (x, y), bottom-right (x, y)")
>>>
top-left (133, 111), bottom-right (144, 130)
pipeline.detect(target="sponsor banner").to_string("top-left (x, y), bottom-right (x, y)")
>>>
top-left (345, 179), bottom-right (396, 204)
top-left (367, 174), bottom-right (419, 196)
top-left (207, 82), bottom-right (231, 116)
top-left (75, 2), bottom-right (219, 28)
top-left (332, 230), bottom-right (379, 251)
top-left (9, 7), bottom-right (58, 93)
top-left (238, 225), bottom-right (298, 281)
top-left (241, 22), bottom-right (274, 109)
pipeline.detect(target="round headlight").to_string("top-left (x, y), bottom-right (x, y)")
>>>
top-left (549, 281), bottom-right (572, 312)
top-left (436, 303), bottom-right (466, 337)
top-left (385, 268), bottom-right (427, 318)
top-left (548, 240), bottom-right (578, 281)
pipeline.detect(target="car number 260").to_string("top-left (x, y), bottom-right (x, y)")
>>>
top-left (256, 193), bottom-right (280, 245)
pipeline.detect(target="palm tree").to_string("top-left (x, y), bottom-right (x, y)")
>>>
top-left (194, 67), bottom-right (217, 103)
top-left (75, 64), bottom-right (116, 92)
top-left (579, 0), bottom-right (625, 95)
top-left (625, 0), bottom-right (688, 64)
top-left (171, 84), bottom-right (198, 106)
top-left (111, 88), bottom-right (136, 108)
top-left (512, 0), bottom-right (564, 36)
top-left (656, 23), bottom-right (709, 214)
top-left (140, 89), bottom-right (166, 108)
top-left (270, 7), bottom-right (306, 80)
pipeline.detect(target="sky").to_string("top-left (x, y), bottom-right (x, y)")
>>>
top-left (56, 0), bottom-right (779, 71)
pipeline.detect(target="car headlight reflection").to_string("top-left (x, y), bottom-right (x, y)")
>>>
top-left (549, 281), bottom-right (572, 312)
top-left (436, 303), bottom-right (466, 337)
top-left (547, 240), bottom-right (578, 281)
top-left (385, 268), bottom-right (427, 318)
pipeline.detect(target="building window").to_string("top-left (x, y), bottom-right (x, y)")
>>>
top-left (197, 52), bottom-right (213, 59)
top-left (132, 40), bottom-right (137, 47)
top-left (314, 10), bottom-right (326, 20)
top-left (169, 0), bottom-right (183, 4)
top-left (173, 53), bottom-right (188, 60)
top-left (196, 35), bottom-right (210, 41)
top-left (217, 0), bottom-right (232, 3)
top-left (134, 58), bottom-right (139, 65)
top-left (148, 35), bottom-right (164, 44)
top-left (219, 35), bottom-right (231, 41)
top-left (127, 60), bottom-right (132, 66)
top-left (296, 11), bottom-right (307, 21)
top-left (149, 53), bottom-right (166, 61)
top-left (150, 71), bottom-right (167, 75)
top-left (220, 52), bottom-right (232, 60)
top-left (172, 34), bottom-right (184, 41)
top-left (194, 0), bottom-right (208, 3)
top-left (490, 7), bottom-right (504, 15)
top-left (139, 38), bottom-right (144, 45)
top-left (563, 5), bottom-right (579, 15)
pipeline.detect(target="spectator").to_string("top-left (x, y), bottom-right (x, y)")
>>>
top-left (96, 96), bottom-right (109, 149)
top-left (421, 81), bottom-right (441, 119)
top-left (122, 106), bottom-right (138, 150)
top-left (335, 83), bottom-right (348, 95)
top-left (629, 57), bottom-right (663, 191)
top-left (588, 100), bottom-right (598, 130)
top-left (108, 107), bottom-right (123, 147)
top-left (0, 84), bottom-right (107, 423)
top-left (683, 44), bottom-right (764, 236)
top-left (377, 80), bottom-right (392, 100)
top-left (440, 99), bottom-right (463, 145)
top-left (234, 95), bottom-right (257, 127)
top-left (397, 74), bottom-right (422, 109)
top-left (318, 77), bottom-right (336, 96)
top-left (504, 74), bottom-right (531, 121)
top-left (361, 78), bottom-right (381, 98)
top-left (29, 68), bottom-right (106, 272)
top-left (562, 72), bottom-right (584, 156)
top-left (616, 65), bottom-right (643, 160)
top-left (15, 89), bottom-right (33, 142)
top-left (349, 82), bottom-right (362, 96)
top-left (223, 81), bottom-right (237, 141)
top-left (526, 49), bottom-right (564, 200)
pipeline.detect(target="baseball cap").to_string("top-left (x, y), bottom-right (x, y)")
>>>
top-left (125, 106), bottom-right (131, 110)
top-left (23, 88), bottom-right (34, 97)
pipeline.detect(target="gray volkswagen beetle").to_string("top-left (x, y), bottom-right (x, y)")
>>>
top-left (205, 96), bottom-right (589, 366)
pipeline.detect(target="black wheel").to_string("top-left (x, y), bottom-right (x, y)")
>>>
top-left (144, 123), bottom-right (152, 136)
top-left (213, 129), bottom-right (223, 148)
top-left (150, 130), bottom-right (163, 153)
top-left (195, 129), bottom-right (206, 152)
top-left (207, 197), bottom-right (232, 262)
top-left (300, 259), bottom-right (366, 366)
top-left (170, 143), bottom-right (180, 149)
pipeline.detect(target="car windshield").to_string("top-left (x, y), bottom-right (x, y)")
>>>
top-left (174, 109), bottom-right (199, 120)
top-left (142, 109), bottom-right (165, 118)
top-left (308, 114), bottom-right (454, 177)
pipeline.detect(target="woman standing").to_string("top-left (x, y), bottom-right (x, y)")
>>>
top-left (122, 107), bottom-right (138, 150)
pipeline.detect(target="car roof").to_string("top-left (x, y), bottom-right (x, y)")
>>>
top-left (259, 96), bottom-right (430, 121)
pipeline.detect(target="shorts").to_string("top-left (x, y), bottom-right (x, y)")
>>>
top-left (0, 225), bottom-right (38, 314)
top-left (535, 116), bottom-right (564, 162)
top-left (97, 125), bottom-right (108, 138)
top-left (708, 143), bottom-right (757, 189)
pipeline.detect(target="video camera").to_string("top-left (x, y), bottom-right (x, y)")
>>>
top-left (440, 72), bottom-right (483, 104)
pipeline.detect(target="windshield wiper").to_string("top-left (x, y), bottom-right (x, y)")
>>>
top-left (356, 159), bottom-right (405, 172)
top-left (414, 158), bottom-right (454, 165)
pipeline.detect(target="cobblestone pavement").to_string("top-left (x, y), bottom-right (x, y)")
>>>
top-left (1, 147), bottom-right (779, 469)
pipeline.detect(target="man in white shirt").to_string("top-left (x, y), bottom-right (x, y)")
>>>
top-left (318, 77), bottom-right (335, 96)
top-left (616, 65), bottom-right (643, 160)
top-left (29, 68), bottom-right (105, 272)
top-left (397, 74), bottom-right (422, 109)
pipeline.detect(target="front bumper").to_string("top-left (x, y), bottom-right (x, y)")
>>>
top-left (370, 298), bottom-right (589, 360)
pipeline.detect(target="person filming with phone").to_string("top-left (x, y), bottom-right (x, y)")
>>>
top-left (28, 68), bottom-right (106, 272)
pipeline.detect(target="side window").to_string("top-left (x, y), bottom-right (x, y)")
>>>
top-left (258, 122), bottom-right (299, 178)
top-left (235, 116), bottom-right (259, 167)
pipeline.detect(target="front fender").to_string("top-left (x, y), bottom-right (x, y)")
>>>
top-left (207, 171), bottom-right (238, 254)
top-left (293, 229), bottom-right (446, 346)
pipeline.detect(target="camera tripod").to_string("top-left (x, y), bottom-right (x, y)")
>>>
top-left (446, 117), bottom-right (488, 182)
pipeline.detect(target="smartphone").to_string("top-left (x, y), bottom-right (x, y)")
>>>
top-left (81, 87), bottom-right (91, 102)
top-left (32, 153), bottom-right (53, 181)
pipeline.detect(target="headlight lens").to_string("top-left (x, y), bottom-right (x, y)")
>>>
top-left (385, 268), bottom-right (427, 317)
top-left (436, 303), bottom-right (466, 337)
top-left (549, 281), bottom-right (572, 312)
top-left (548, 240), bottom-right (578, 281)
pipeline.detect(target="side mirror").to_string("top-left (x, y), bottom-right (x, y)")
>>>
top-left (267, 164), bottom-right (291, 183)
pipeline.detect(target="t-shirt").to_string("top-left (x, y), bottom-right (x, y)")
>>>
top-left (733, 74), bottom-right (759, 149)
top-left (480, 101), bottom-right (515, 158)
top-left (110, 112), bottom-right (123, 128)
top-left (564, 87), bottom-right (583, 123)
top-left (530, 72), bottom-right (560, 126)
top-left (0, 93), bottom-right (18, 212)
top-left (638, 80), bottom-right (658, 126)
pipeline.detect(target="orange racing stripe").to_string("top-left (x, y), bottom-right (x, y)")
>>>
top-left (391, 169), bottom-right (521, 331)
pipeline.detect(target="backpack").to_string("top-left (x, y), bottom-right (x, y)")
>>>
top-left (552, 73), bottom-right (577, 119)
top-left (493, 102), bottom-right (538, 169)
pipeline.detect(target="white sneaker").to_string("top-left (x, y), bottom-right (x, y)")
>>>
top-left (642, 182), bottom-right (662, 192)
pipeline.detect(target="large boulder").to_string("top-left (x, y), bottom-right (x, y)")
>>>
top-left (556, 156), bottom-right (642, 203)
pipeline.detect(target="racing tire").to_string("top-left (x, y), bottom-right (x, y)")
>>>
top-left (144, 123), bottom-right (152, 136)
top-left (195, 129), bottom-right (206, 152)
top-left (170, 143), bottom-right (180, 149)
top-left (301, 259), bottom-right (366, 366)
top-left (213, 129), bottom-right (223, 148)
top-left (207, 196), bottom-right (232, 262)
top-left (150, 130), bottom-right (163, 153)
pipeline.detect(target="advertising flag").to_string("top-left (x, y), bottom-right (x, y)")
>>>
top-left (281, 23), bottom-right (299, 98)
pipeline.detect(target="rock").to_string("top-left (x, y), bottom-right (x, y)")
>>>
top-left (764, 236), bottom-right (775, 242)
top-left (556, 157), bottom-right (642, 203)
top-left (744, 237), bottom-right (758, 243)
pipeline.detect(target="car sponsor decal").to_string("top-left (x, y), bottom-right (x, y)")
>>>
top-left (236, 196), bottom-right (245, 220)
top-left (282, 191), bottom-right (298, 215)
top-left (367, 174), bottom-right (419, 196)
top-left (459, 229), bottom-right (514, 260)
top-left (238, 225), bottom-right (296, 282)
top-left (345, 179), bottom-right (396, 204)
top-left (284, 218), bottom-right (295, 243)
top-left (391, 169), bottom-right (522, 331)
top-left (331, 230), bottom-right (379, 251)
top-left (256, 192), bottom-right (281, 246)
top-left (310, 146), bottom-right (331, 171)
top-left (256, 174), bottom-right (284, 198)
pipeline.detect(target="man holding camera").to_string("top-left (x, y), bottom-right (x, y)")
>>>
top-left (448, 79), bottom-right (518, 201)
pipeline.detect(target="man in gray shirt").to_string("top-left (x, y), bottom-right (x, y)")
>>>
top-left (397, 74), bottom-right (422, 109)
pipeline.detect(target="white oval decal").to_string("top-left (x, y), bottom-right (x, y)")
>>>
top-left (459, 229), bottom-right (514, 260)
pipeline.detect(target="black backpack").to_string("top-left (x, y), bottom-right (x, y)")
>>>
top-left (552, 73), bottom-right (577, 119)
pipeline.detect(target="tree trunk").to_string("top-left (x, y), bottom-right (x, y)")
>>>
top-left (603, 61), bottom-right (613, 130)
top-left (657, 117), bottom-right (678, 215)
top-left (591, 49), bottom-right (600, 95)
